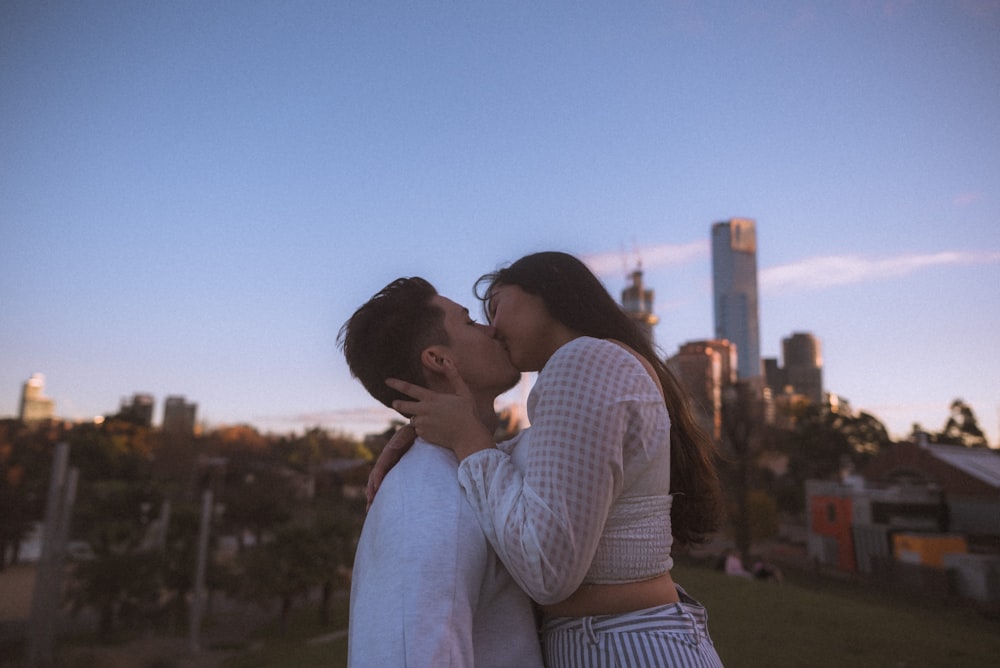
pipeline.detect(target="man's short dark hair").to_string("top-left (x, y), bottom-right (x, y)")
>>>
top-left (338, 277), bottom-right (450, 410)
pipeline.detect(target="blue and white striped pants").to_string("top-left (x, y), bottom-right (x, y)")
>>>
top-left (541, 587), bottom-right (724, 667)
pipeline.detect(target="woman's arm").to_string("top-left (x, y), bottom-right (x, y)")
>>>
top-left (365, 424), bottom-right (416, 510)
top-left (459, 339), bottom-right (639, 604)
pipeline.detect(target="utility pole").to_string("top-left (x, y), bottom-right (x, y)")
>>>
top-left (188, 488), bottom-right (213, 655)
top-left (26, 442), bottom-right (79, 667)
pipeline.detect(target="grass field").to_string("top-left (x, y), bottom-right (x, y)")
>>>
top-left (220, 560), bottom-right (1000, 668)
top-left (675, 561), bottom-right (999, 667)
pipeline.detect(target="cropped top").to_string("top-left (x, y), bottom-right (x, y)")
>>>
top-left (457, 336), bottom-right (673, 606)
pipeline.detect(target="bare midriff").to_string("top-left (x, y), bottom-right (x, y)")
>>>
top-left (541, 571), bottom-right (679, 618)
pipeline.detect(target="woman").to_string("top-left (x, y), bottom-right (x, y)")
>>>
top-left (386, 251), bottom-right (725, 667)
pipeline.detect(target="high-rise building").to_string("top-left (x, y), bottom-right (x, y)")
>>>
top-left (667, 339), bottom-right (737, 440)
top-left (782, 332), bottom-right (823, 404)
top-left (763, 357), bottom-right (784, 392)
top-left (621, 268), bottom-right (659, 345)
top-left (763, 332), bottom-right (824, 428)
top-left (711, 218), bottom-right (761, 381)
top-left (118, 393), bottom-right (155, 427)
top-left (162, 395), bottom-right (197, 435)
top-left (19, 373), bottom-right (55, 423)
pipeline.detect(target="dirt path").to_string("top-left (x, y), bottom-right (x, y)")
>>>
top-left (0, 563), bottom-right (252, 667)
top-left (0, 563), bottom-right (36, 622)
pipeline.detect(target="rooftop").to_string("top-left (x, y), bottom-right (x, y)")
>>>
top-left (926, 444), bottom-right (1000, 489)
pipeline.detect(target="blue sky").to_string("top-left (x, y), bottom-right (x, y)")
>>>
top-left (2, 1), bottom-right (998, 445)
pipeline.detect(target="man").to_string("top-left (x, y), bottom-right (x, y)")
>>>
top-left (338, 277), bottom-right (542, 668)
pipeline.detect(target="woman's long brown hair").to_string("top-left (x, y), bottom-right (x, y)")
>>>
top-left (477, 251), bottom-right (723, 545)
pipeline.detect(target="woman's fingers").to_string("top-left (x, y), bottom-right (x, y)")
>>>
top-left (385, 377), bottom-right (425, 399)
top-left (439, 359), bottom-right (472, 397)
top-left (386, 378), bottom-right (429, 416)
top-left (391, 398), bottom-right (418, 415)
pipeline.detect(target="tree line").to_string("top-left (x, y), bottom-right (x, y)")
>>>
top-left (0, 397), bottom-right (991, 642)
top-left (0, 415), bottom-right (390, 640)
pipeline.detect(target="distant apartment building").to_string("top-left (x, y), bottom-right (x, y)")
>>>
top-left (667, 339), bottom-right (737, 440)
top-left (711, 218), bottom-right (761, 382)
top-left (808, 439), bottom-right (1000, 605)
top-left (764, 332), bottom-right (824, 405)
top-left (162, 395), bottom-right (197, 435)
top-left (19, 373), bottom-right (55, 423)
top-left (620, 268), bottom-right (659, 346)
top-left (806, 477), bottom-right (945, 574)
top-left (118, 392), bottom-right (155, 427)
top-left (863, 439), bottom-right (1000, 545)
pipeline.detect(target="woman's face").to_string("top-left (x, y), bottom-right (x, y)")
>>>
top-left (487, 284), bottom-right (574, 372)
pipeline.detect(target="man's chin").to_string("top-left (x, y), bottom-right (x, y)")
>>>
top-left (500, 371), bottom-right (521, 393)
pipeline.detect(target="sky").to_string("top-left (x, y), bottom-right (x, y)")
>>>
top-left (2, 1), bottom-right (998, 446)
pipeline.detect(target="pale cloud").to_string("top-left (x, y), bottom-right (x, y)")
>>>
top-left (761, 250), bottom-right (1000, 296)
top-left (956, 0), bottom-right (1000, 18)
top-left (786, 4), bottom-right (818, 33)
top-left (582, 240), bottom-right (709, 278)
top-left (848, 0), bottom-right (915, 19)
top-left (953, 191), bottom-right (982, 206)
top-left (881, 0), bottom-right (916, 18)
top-left (255, 405), bottom-right (400, 432)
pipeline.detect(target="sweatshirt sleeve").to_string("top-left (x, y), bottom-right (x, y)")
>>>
top-left (457, 338), bottom-right (640, 604)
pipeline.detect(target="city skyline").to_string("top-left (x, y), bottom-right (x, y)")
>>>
top-left (2, 2), bottom-right (998, 444)
top-left (6, 232), bottom-right (997, 445)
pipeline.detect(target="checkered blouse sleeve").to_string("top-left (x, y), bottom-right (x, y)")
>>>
top-left (457, 337), bottom-right (653, 605)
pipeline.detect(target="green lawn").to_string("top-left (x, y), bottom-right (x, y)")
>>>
top-left (223, 633), bottom-right (348, 668)
top-left (221, 601), bottom-right (350, 668)
top-left (223, 561), bottom-right (1000, 668)
top-left (674, 562), bottom-right (1000, 667)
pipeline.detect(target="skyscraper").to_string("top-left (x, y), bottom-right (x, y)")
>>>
top-left (163, 395), bottom-right (197, 435)
top-left (118, 392), bottom-right (155, 427)
top-left (711, 218), bottom-right (762, 381)
top-left (621, 268), bottom-right (659, 346)
top-left (782, 332), bottom-right (823, 404)
top-left (667, 339), bottom-right (737, 440)
top-left (19, 373), bottom-right (55, 423)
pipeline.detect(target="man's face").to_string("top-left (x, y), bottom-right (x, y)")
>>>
top-left (431, 295), bottom-right (521, 397)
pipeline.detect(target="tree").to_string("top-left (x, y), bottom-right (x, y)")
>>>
top-left (66, 479), bottom-right (166, 639)
top-left (719, 381), bottom-right (764, 561)
top-left (764, 404), bottom-right (892, 520)
top-left (218, 458), bottom-right (297, 549)
top-left (63, 418), bottom-right (166, 639)
top-left (312, 502), bottom-right (363, 625)
top-left (67, 547), bottom-right (163, 639)
top-left (236, 525), bottom-right (327, 632)
top-left (0, 419), bottom-right (53, 568)
top-left (936, 399), bottom-right (989, 448)
top-left (159, 501), bottom-right (230, 631)
top-left (775, 404), bottom-right (892, 482)
top-left (67, 417), bottom-right (155, 482)
top-left (275, 427), bottom-right (366, 473)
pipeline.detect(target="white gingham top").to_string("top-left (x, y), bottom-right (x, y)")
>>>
top-left (457, 336), bottom-right (673, 606)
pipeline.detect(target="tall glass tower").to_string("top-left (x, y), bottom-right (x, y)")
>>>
top-left (711, 218), bottom-right (761, 381)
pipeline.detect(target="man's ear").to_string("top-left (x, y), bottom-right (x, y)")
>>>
top-left (420, 346), bottom-right (451, 375)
